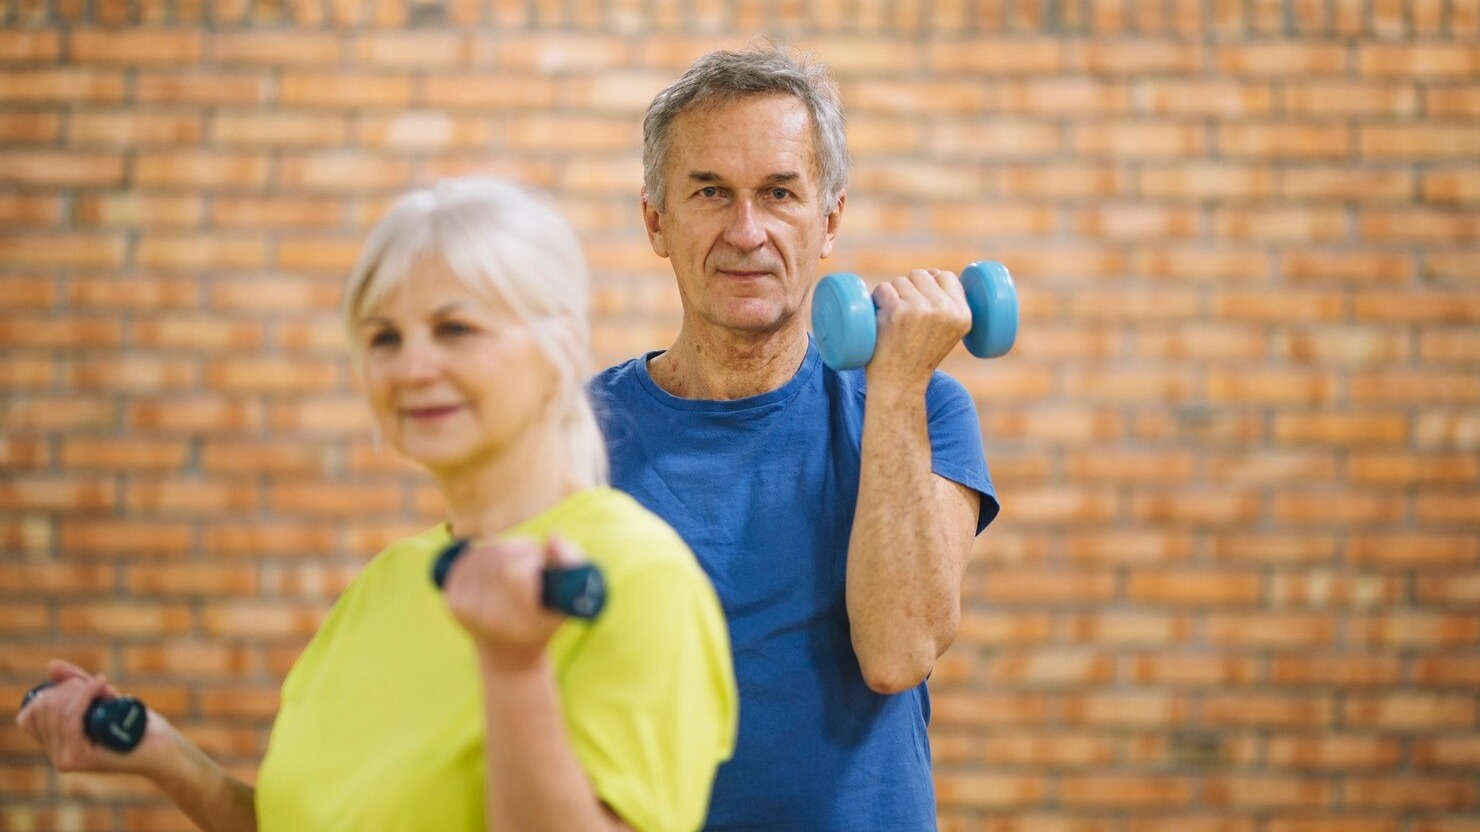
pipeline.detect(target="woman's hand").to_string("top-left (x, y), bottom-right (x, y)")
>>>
top-left (442, 535), bottom-right (588, 668)
top-left (16, 659), bottom-right (179, 777)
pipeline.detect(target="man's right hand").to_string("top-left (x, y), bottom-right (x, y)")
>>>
top-left (866, 268), bottom-right (973, 394)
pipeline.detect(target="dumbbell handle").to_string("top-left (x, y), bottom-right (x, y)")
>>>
top-left (431, 539), bottom-right (606, 621)
top-left (20, 682), bottom-right (148, 754)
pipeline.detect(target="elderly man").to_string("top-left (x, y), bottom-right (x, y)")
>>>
top-left (591, 44), bottom-right (999, 830)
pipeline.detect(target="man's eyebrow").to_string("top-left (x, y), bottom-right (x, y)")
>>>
top-left (686, 171), bottom-right (803, 184)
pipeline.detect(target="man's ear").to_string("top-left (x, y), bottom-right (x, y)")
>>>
top-left (641, 188), bottom-right (669, 259)
top-left (819, 190), bottom-right (845, 259)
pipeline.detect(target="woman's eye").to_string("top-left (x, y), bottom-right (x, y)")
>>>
top-left (368, 330), bottom-right (399, 348)
top-left (437, 321), bottom-right (475, 338)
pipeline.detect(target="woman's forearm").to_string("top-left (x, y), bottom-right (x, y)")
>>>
top-left (140, 727), bottom-right (257, 832)
top-left (478, 651), bottom-right (630, 832)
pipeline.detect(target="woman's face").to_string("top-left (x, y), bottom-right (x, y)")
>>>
top-left (355, 258), bottom-right (557, 476)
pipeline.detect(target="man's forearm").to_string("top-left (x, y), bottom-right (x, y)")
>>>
top-left (847, 384), bottom-right (976, 694)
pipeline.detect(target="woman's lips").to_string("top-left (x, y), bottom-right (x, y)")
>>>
top-left (402, 404), bottom-right (462, 420)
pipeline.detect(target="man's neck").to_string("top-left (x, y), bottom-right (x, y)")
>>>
top-left (648, 321), bottom-right (810, 401)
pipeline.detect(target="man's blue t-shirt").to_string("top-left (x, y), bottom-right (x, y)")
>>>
top-left (590, 340), bottom-right (999, 831)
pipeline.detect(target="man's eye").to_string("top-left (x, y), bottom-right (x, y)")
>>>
top-left (699, 186), bottom-right (721, 198)
top-left (770, 188), bottom-right (791, 200)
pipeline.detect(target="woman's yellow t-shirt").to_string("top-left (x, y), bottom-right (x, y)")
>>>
top-left (255, 487), bottom-right (737, 832)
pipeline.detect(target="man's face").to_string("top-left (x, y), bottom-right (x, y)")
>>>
top-left (643, 94), bottom-right (844, 338)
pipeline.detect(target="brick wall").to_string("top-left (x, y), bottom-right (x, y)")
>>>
top-left (2, 1), bottom-right (1477, 830)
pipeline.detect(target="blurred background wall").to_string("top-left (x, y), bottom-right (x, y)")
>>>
top-left (1, 0), bottom-right (1477, 830)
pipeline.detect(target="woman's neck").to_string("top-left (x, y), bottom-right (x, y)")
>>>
top-left (437, 425), bottom-right (583, 541)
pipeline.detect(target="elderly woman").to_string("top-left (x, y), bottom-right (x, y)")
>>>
top-left (18, 178), bottom-right (737, 832)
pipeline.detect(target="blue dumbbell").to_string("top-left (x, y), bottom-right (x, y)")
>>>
top-left (812, 261), bottom-right (1018, 371)
top-left (20, 682), bottom-right (148, 753)
top-left (431, 539), bottom-right (606, 621)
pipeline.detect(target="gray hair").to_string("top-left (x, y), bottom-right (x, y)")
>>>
top-left (642, 42), bottom-right (850, 214)
top-left (342, 177), bottom-right (607, 488)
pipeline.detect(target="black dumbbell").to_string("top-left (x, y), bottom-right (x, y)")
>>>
top-left (19, 682), bottom-right (148, 754)
top-left (431, 539), bottom-right (606, 620)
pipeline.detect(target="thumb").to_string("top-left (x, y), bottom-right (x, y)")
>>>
top-left (544, 534), bottom-right (587, 570)
top-left (47, 659), bottom-right (92, 685)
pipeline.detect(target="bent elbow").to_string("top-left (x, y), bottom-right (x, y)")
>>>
top-left (857, 650), bottom-right (935, 695)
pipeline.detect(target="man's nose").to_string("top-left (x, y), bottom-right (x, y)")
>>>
top-left (722, 197), bottom-right (766, 250)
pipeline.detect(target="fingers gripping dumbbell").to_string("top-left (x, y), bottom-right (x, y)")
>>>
top-left (19, 683), bottom-right (148, 753)
top-left (430, 539), bottom-right (607, 620)
top-left (811, 261), bottom-right (1019, 371)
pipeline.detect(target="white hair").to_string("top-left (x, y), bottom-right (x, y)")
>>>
top-left (342, 177), bottom-right (607, 488)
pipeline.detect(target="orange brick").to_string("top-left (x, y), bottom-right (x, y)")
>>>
top-left (133, 316), bottom-right (265, 350)
top-left (69, 30), bottom-right (203, 64)
top-left (213, 112), bottom-right (348, 147)
top-left (1269, 655), bottom-right (1405, 686)
top-left (1283, 81), bottom-right (1417, 116)
top-left (201, 441), bottom-right (325, 475)
top-left (1076, 39), bottom-right (1200, 73)
top-left (0, 476), bottom-right (116, 512)
top-left (1127, 570), bottom-right (1261, 605)
top-left (1203, 694), bottom-right (1334, 727)
top-left (0, 69), bottom-right (126, 103)
top-left (198, 687), bottom-right (282, 718)
top-left (985, 652), bottom-right (1116, 686)
top-left (1129, 655), bottom-right (1258, 686)
top-left (127, 397), bottom-right (263, 433)
top-left (1352, 613), bottom-right (1480, 647)
top-left (1361, 125), bottom-right (1480, 159)
top-left (201, 521), bottom-right (335, 557)
top-left (1066, 612), bottom-right (1191, 645)
top-left (135, 71), bottom-right (268, 105)
top-left (0, 151), bottom-right (124, 185)
top-left (1060, 776), bottom-right (1193, 808)
top-left (69, 111), bottom-right (203, 146)
top-left (126, 564), bottom-right (259, 595)
top-left (1271, 493), bottom-right (1405, 525)
top-left (1205, 777), bottom-right (1330, 808)
top-left (1427, 87), bottom-right (1480, 116)
top-left (353, 32), bottom-right (469, 67)
top-left (1416, 572), bottom-right (1480, 605)
top-left (59, 438), bottom-right (189, 471)
top-left (1345, 777), bottom-right (1474, 809)
top-left (280, 74), bottom-right (412, 108)
top-left (1413, 738), bottom-right (1480, 768)
top-left (59, 602), bottom-right (193, 636)
top-left (1139, 164), bottom-right (1274, 199)
top-left (981, 732), bottom-right (1117, 766)
top-left (135, 152), bottom-right (270, 187)
top-left (1349, 534), bottom-right (1478, 567)
top-left (0, 111), bottom-right (62, 144)
top-left (1280, 166), bottom-right (1414, 200)
top-left (1267, 736), bottom-right (1403, 770)
top-left (137, 235), bottom-right (265, 269)
top-left (210, 32), bottom-right (343, 66)
top-left (0, 30), bottom-right (61, 61)
top-left (933, 692), bottom-right (1052, 728)
top-left (1219, 123), bottom-right (1350, 158)
top-left (1269, 572), bottom-right (1403, 608)
top-left (0, 563), bottom-right (116, 594)
top-left (0, 193), bottom-right (60, 228)
top-left (203, 357), bottom-right (338, 393)
top-left (1360, 208), bottom-right (1480, 242)
top-left (127, 478), bottom-right (258, 515)
top-left (202, 603), bottom-right (325, 639)
top-left (1359, 43), bottom-right (1480, 77)
top-left (934, 773), bottom-right (1046, 809)
top-left (1216, 42), bottom-right (1347, 74)
top-left (1273, 414), bottom-right (1407, 446)
top-left (73, 194), bottom-right (205, 228)
top-left (1064, 692), bottom-right (1187, 727)
top-left (1208, 614), bottom-right (1336, 647)
top-left (268, 396), bottom-right (376, 434)
top-left (956, 612), bottom-right (1056, 646)
top-left (1073, 122), bottom-right (1205, 157)
top-left (123, 644), bottom-right (256, 678)
top-left (1140, 80), bottom-right (1274, 115)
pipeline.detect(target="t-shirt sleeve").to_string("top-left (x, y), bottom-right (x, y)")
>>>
top-left (557, 558), bottom-right (737, 832)
top-left (926, 371), bottom-right (1000, 533)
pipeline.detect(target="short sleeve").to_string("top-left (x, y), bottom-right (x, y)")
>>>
top-left (926, 372), bottom-right (1000, 533)
top-left (557, 560), bottom-right (737, 832)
